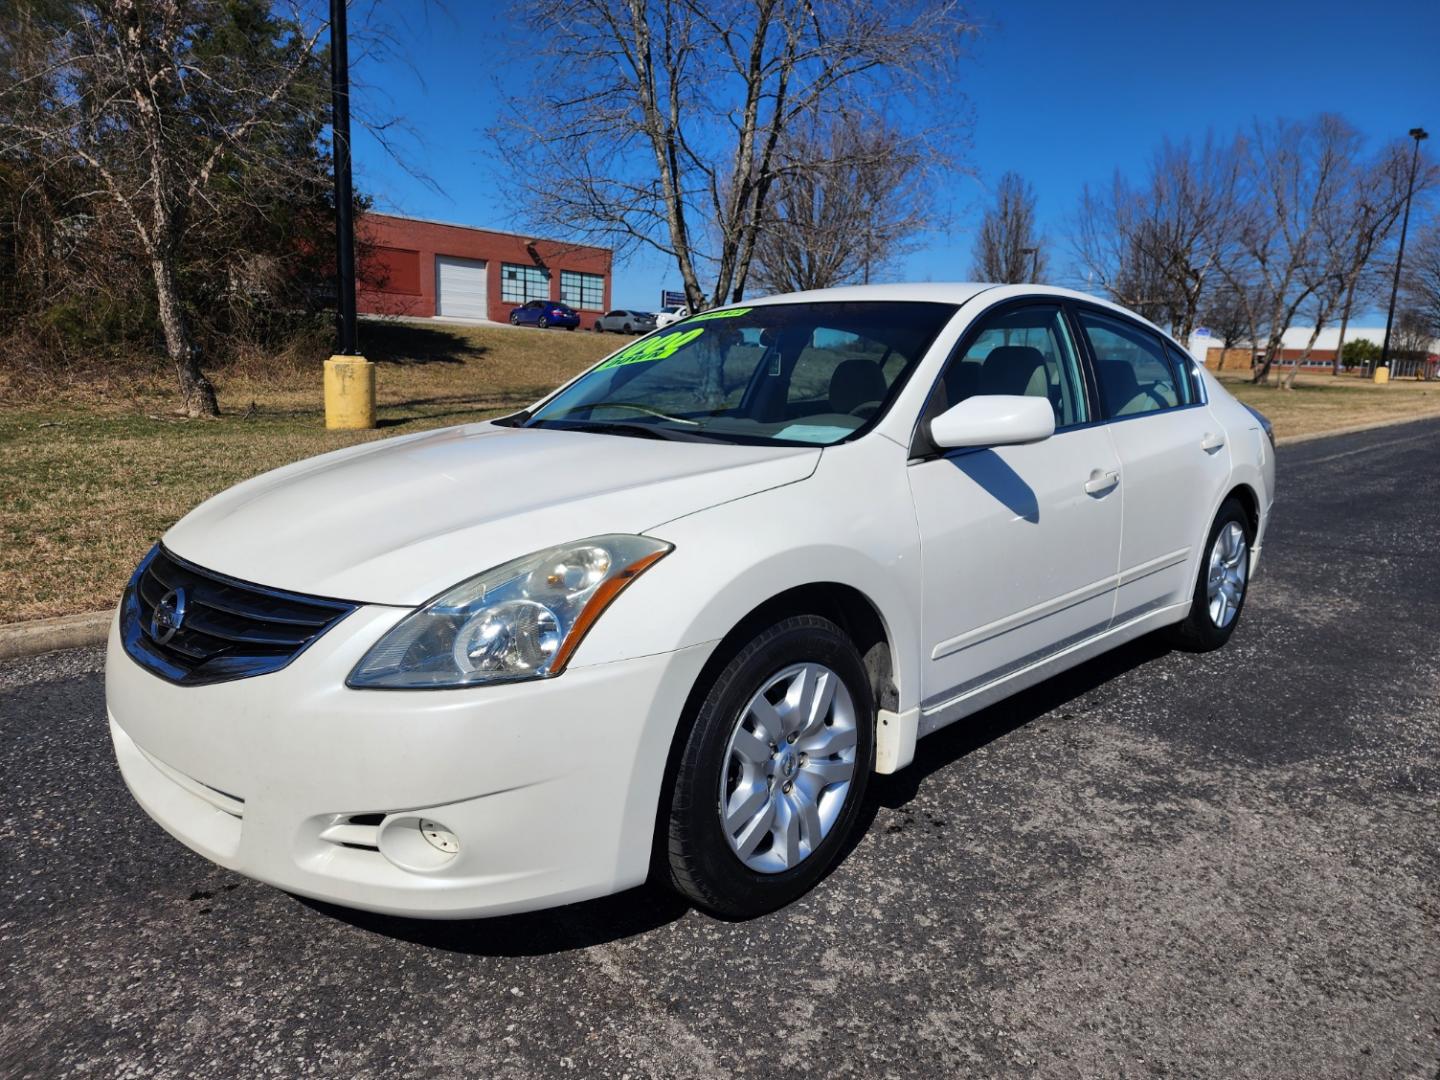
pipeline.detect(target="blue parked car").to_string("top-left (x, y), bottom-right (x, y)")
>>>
top-left (509, 299), bottom-right (580, 330)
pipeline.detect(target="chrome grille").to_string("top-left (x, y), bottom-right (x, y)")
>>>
top-left (120, 545), bottom-right (358, 686)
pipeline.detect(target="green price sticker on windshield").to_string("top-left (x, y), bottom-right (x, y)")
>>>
top-left (686, 307), bottom-right (751, 322)
top-left (597, 327), bottom-right (706, 370)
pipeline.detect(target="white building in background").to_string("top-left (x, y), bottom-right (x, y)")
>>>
top-left (1186, 325), bottom-right (1439, 372)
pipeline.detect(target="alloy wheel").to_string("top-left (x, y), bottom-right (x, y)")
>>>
top-left (718, 662), bottom-right (858, 874)
top-left (1207, 521), bottom-right (1248, 628)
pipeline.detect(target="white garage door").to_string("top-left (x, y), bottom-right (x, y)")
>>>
top-left (435, 256), bottom-right (489, 320)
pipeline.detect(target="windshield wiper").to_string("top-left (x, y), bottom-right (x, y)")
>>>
top-left (534, 419), bottom-right (679, 441)
top-left (540, 401), bottom-right (700, 425)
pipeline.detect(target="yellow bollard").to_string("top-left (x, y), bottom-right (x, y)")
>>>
top-left (324, 354), bottom-right (376, 429)
top-left (1373, 365), bottom-right (1391, 385)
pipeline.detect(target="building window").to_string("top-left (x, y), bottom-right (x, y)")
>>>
top-left (560, 270), bottom-right (604, 311)
top-left (501, 263), bottom-right (550, 304)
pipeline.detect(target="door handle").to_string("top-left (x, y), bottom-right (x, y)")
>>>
top-left (1201, 432), bottom-right (1225, 453)
top-left (1084, 469), bottom-right (1120, 495)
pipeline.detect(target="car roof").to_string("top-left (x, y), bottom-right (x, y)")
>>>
top-left (739, 282), bottom-right (1133, 307)
top-left (724, 282), bottom-right (1181, 346)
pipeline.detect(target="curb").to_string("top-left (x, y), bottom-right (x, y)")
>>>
top-left (0, 610), bottom-right (113, 662)
top-left (3, 412), bottom-right (1439, 663)
top-left (1274, 409), bottom-right (1440, 446)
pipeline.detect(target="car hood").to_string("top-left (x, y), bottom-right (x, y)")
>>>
top-left (163, 423), bottom-right (819, 605)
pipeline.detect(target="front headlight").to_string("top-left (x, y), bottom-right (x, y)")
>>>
top-left (348, 534), bottom-right (671, 689)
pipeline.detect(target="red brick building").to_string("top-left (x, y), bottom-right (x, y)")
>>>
top-left (357, 213), bottom-right (613, 324)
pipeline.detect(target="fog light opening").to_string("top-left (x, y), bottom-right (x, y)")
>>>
top-left (420, 819), bottom-right (460, 855)
top-left (375, 813), bottom-right (462, 873)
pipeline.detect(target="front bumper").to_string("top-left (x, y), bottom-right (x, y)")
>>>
top-left (105, 606), bottom-right (712, 918)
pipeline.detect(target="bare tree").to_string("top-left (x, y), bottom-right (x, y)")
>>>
top-left (1223, 115), bottom-right (1357, 386)
top-left (970, 172), bottom-right (1045, 284)
top-left (0, 0), bottom-right (328, 416)
top-left (1390, 308), bottom-right (1437, 378)
top-left (1404, 222), bottom-right (1440, 339)
top-left (493, 0), bottom-right (971, 311)
top-left (1196, 284), bottom-right (1254, 370)
top-left (1073, 135), bottom-right (1240, 341)
top-left (750, 113), bottom-right (928, 294)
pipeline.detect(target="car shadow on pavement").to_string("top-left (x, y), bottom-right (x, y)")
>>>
top-left (297, 634), bottom-right (1172, 954)
top-left (294, 882), bottom-right (690, 957)
top-left (869, 634), bottom-right (1172, 811)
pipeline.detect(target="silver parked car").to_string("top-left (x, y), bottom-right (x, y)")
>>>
top-left (594, 309), bottom-right (657, 334)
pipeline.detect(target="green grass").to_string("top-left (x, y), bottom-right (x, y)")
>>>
top-left (0, 321), bottom-right (613, 622)
top-left (2, 325), bottom-right (1438, 622)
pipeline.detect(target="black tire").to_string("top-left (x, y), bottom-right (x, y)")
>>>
top-left (665, 615), bottom-right (875, 919)
top-left (567, 324), bottom-right (576, 331)
top-left (594, 323), bottom-right (604, 332)
top-left (1163, 496), bottom-right (1254, 652)
top-left (622, 322), bottom-right (633, 333)
top-left (509, 314), bottom-right (519, 325)
top-left (538, 316), bottom-right (548, 329)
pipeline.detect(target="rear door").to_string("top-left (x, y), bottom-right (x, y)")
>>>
top-left (1073, 307), bottom-right (1230, 624)
top-left (908, 301), bottom-right (1124, 708)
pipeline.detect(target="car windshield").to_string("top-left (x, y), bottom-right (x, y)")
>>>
top-left (523, 301), bottom-right (956, 446)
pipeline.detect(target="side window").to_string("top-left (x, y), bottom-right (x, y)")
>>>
top-left (1163, 340), bottom-right (1199, 404)
top-left (933, 304), bottom-right (1088, 428)
top-left (1078, 311), bottom-right (1182, 417)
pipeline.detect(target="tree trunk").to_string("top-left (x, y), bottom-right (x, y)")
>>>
top-left (1251, 340), bottom-right (1279, 384)
top-left (151, 250), bottom-right (218, 418)
top-left (1332, 276), bottom-right (1357, 376)
top-left (1283, 319), bottom-right (1325, 389)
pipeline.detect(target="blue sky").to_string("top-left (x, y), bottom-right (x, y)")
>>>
top-left (349, 0), bottom-right (1440, 311)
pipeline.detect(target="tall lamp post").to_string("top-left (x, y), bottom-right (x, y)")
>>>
top-left (1020, 246), bottom-right (1039, 283)
top-left (1375, 126), bottom-right (1428, 385)
top-left (322, 0), bottom-right (376, 429)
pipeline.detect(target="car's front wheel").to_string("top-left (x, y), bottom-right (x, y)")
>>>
top-left (1164, 496), bottom-right (1253, 651)
top-left (538, 316), bottom-right (549, 329)
top-left (509, 314), bottom-right (519, 325)
top-left (664, 615), bottom-right (874, 918)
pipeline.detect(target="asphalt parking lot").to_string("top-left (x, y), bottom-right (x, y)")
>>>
top-left (3, 417), bottom-right (1438, 1079)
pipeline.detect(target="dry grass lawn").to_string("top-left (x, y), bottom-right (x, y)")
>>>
top-left (2, 323), bottom-right (1438, 622)
top-left (1, 321), bottom-right (611, 623)
top-left (1220, 372), bottom-right (1440, 440)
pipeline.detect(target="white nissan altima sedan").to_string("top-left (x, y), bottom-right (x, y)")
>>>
top-left (106, 283), bottom-right (1275, 920)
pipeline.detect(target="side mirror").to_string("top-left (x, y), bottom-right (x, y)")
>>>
top-left (928, 394), bottom-right (1056, 450)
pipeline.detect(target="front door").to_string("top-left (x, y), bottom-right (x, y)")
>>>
top-left (908, 303), bottom-right (1124, 708)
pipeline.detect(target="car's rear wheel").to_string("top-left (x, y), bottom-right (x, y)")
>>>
top-left (1164, 497), bottom-right (1253, 652)
top-left (665, 615), bottom-right (874, 918)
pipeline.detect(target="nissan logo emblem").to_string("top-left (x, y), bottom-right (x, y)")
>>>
top-left (150, 587), bottom-right (187, 645)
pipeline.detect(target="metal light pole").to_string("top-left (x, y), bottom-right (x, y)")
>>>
top-left (1020, 246), bottom-right (1039, 283)
top-left (322, 0), bottom-right (375, 429)
top-left (331, 0), bottom-right (356, 356)
top-left (1375, 126), bottom-right (1428, 384)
